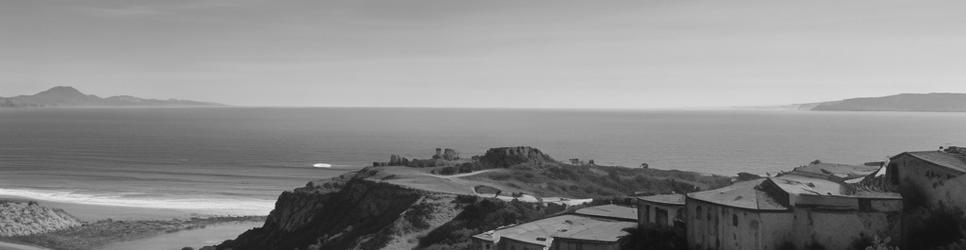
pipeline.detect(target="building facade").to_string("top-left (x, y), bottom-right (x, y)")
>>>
top-left (684, 167), bottom-right (902, 250)
top-left (887, 148), bottom-right (966, 249)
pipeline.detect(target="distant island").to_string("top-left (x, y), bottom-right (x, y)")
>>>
top-left (796, 93), bottom-right (966, 112)
top-left (0, 86), bottom-right (223, 108)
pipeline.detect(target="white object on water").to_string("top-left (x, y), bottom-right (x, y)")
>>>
top-left (312, 163), bottom-right (333, 168)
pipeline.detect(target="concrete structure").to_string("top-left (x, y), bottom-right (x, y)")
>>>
top-left (685, 165), bottom-right (902, 250)
top-left (574, 204), bottom-right (637, 222)
top-left (886, 147), bottom-right (966, 249)
top-left (472, 206), bottom-right (637, 250)
top-left (636, 194), bottom-right (685, 230)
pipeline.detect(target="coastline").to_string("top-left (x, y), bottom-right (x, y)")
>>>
top-left (1, 212), bottom-right (265, 250)
top-left (0, 195), bottom-right (268, 250)
top-left (0, 195), bottom-right (234, 222)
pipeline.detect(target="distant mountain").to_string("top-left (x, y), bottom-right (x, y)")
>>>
top-left (797, 93), bottom-right (966, 112)
top-left (0, 86), bottom-right (223, 108)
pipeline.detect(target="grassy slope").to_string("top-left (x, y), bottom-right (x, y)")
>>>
top-left (464, 162), bottom-right (732, 199)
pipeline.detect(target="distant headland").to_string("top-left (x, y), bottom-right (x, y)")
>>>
top-left (793, 93), bottom-right (966, 112)
top-left (0, 86), bottom-right (224, 108)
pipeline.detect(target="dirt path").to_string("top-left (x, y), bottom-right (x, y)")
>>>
top-left (420, 169), bottom-right (500, 179)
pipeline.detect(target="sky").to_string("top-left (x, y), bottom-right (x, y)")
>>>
top-left (2, 0), bottom-right (966, 108)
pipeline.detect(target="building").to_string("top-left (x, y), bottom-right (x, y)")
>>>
top-left (636, 194), bottom-right (685, 230)
top-left (886, 147), bottom-right (966, 249)
top-left (472, 206), bottom-right (637, 250)
top-left (685, 164), bottom-right (902, 250)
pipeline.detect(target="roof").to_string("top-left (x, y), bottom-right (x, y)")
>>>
top-left (771, 174), bottom-right (846, 196)
top-left (472, 214), bottom-right (635, 246)
top-left (574, 205), bottom-right (638, 221)
top-left (898, 151), bottom-right (966, 173)
top-left (637, 194), bottom-right (686, 206)
top-left (791, 163), bottom-right (879, 180)
top-left (552, 219), bottom-right (637, 242)
top-left (687, 179), bottom-right (788, 211)
top-left (775, 172), bottom-right (901, 199)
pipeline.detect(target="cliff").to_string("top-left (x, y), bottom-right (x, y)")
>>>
top-left (215, 170), bottom-right (561, 250)
top-left (478, 146), bottom-right (556, 168)
top-left (803, 93), bottom-right (966, 112)
top-left (215, 146), bottom-right (730, 250)
top-left (0, 200), bottom-right (82, 236)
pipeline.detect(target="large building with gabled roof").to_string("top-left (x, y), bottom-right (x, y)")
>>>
top-left (684, 163), bottom-right (903, 250)
top-left (886, 146), bottom-right (966, 249)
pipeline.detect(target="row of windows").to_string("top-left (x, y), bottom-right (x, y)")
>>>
top-left (693, 205), bottom-right (739, 227)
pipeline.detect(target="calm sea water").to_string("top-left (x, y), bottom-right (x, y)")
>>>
top-left (0, 107), bottom-right (964, 215)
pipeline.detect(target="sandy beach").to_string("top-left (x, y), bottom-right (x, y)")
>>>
top-left (0, 195), bottom-right (216, 222)
top-left (0, 195), bottom-right (267, 250)
top-left (100, 221), bottom-right (262, 250)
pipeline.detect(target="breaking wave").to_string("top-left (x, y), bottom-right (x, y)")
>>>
top-left (0, 188), bottom-right (274, 216)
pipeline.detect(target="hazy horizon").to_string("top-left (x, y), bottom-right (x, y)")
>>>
top-left (5, 0), bottom-right (966, 109)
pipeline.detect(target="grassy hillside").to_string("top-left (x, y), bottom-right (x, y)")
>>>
top-left (466, 160), bottom-right (730, 198)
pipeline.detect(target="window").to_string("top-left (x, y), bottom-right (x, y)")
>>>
top-left (888, 163), bottom-right (899, 184)
top-left (696, 206), bottom-right (702, 222)
top-left (645, 205), bottom-right (651, 223)
top-left (859, 199), bottom-right (872, 211)
top-left (656, 208), bottom-right (669, 226)
top-left (732, 214), bottom-right (738, 226)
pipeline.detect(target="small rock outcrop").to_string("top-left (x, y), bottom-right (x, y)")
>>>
top-left (0, 200), bottom-right (82, 236)
top-left (479, 146), bottom-right (556, 168)
top-left (433, 148), bottom-right (460, 161)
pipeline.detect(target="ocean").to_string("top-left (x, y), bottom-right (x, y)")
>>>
top-left (1, 107), bottom-right (964, 216)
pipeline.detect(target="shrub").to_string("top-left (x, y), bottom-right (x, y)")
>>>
top-left (437, 167), bottom-right (456, 175)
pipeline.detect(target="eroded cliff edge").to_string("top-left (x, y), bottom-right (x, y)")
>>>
top-left (215, 146), bottom-right (731, 250)
top-left (216, 170), bottom-right (562, 250)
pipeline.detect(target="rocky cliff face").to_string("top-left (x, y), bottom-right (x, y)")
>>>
top-left (216, 173), bottom-right (460, 250)
top-left (0, 201), bottom-right (82, 236)
top-left (214, 168), bottom-right (559, 250)
top-left (478, 146), bottom-right (556, 168)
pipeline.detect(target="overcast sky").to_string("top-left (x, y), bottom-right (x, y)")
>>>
top-left (3, 0), bottom-right (966, 108)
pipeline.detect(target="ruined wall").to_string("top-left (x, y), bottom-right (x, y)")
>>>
top-left (892, 155), bottom-right (966, 248)
top-left (551, 238), bottom-right (621, 250)
top-left (638, 200), bottom-right (683, 228)
top-left (790, 206), bottom-right (902, 250)
top-left (686, 199), bottom-right (793, 250)
top-left (758, 212), bottom-right (794, 250)
top-left (893, 156), bottom-right (965, 209)
top-left (497, 237), bottom-right (544, 250)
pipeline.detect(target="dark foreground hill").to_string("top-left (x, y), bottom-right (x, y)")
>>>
top-left (0, 86), bottom-right (222, 108)
top-left (802, 93), bottom-right (966, 112)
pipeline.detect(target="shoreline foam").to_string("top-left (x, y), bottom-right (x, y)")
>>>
top-left (0, 188), bottom-right (274, 220)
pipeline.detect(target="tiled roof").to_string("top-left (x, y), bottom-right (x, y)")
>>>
top-left (472, 214), bottom-right (635, 246)
top-left (687, 179), bottom-right (788, 211)
top-left (637, 194), bottom-right (686, 206)
top-left (574, 204), bottom-right (637, 221)
top-left (901, 151), bottom-right (966, 173)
